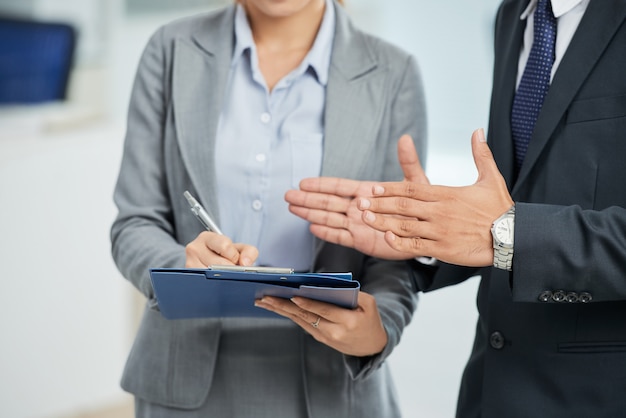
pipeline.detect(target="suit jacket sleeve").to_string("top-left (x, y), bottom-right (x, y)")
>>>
top-left (512, 203), bottom-right (626, 302)
top-left (110, 26), bottom-right (186, 301)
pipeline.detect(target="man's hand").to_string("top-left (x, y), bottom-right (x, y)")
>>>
top-left (284, 135), bottom-right (427, 260)
top-left (358, 129), bottom-right (514, 267)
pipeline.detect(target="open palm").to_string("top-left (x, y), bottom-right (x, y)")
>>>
top-left (285, 135), bottom-right (427, 260)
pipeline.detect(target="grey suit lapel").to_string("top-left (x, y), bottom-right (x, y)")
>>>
top-left (311, 3), bottom-right (387, 281)
top-left (173, 7), bottom-right (235, 219)
top-left (321, 4), bottom-right (384, 180)
top-left (514, 0), bottom-right (626, 192)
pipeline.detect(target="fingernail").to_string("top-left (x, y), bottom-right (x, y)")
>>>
top-left (373, 185), bottom-right (385, 195)
top-left (477, 128), bottom-right (486, 142)
top-left (364, 211), bottom-right (376, 222)
top-left (358, 198), bottom-right (371, 209)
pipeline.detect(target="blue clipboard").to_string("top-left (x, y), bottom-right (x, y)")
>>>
top-left (150, 267), bottom-right (359, 319)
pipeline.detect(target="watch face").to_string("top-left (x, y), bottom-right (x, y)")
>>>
top-left (494, 217), bottom-right (514, 245)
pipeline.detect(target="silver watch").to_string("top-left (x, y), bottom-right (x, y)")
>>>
top-left (491, 205), bottom-right (515, 271)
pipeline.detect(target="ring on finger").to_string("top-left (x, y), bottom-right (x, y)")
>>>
top-left (311, 316), bottom-right (321, 328)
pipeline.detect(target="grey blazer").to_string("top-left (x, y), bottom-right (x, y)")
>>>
top-left (411, 1), bottom-right (626, 417)
top-left (111, 2), bottom-right (426, 417)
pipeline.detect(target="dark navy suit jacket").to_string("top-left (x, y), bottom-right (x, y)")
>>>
top-left (412, 1), bottom-right (626, 416)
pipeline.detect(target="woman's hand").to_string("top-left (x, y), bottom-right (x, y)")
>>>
top-left (255, 292), bottom-right (388, 357)
top-left (185, 231), bottom-right (259, 268)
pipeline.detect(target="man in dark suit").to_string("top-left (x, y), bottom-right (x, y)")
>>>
top-left (283, 0), bottom-right (626, 416)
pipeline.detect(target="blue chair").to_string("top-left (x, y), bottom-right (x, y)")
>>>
top-left (0, 16), bottom-right (76, 104)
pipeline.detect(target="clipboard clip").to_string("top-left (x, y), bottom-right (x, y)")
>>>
top-left (209, 265), bottom-right (295, 275)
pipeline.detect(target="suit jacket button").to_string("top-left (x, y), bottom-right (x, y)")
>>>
top-left (490, 331), bottom-right (505, 350)
top-left (579, 292), bottom-right (593, 303)
top-left (538, 291), bottom-right (553, 302)
top-left (552, 290), bottom-right (566, 302)
top-left (566, 292), bottom-right (579, 303)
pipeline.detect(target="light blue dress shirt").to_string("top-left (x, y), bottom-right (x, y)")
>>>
top-left (215, 1), bottom-right (335, 271)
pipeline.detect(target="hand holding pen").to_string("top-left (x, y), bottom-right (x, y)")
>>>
top-left (183, 191), bottom-right (259, 268)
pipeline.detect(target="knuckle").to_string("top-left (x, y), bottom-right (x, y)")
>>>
top-left (328, 328), bottom-right (346, 342)
top-left (399, 219), bottom-right (414, 233)
top-left (409, 236), bottom-right (423, 251)
top-left (404, 183), bottom-right (418, 196)
top-left (396, 197), bottom-right (410, 211)
top-left (296, 307), bottom-right (310, 321)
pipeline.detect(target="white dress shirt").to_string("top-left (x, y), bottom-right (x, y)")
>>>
top-left (516, 0), bottom-right (589, 86)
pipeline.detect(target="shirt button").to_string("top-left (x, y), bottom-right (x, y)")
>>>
top-left (255, 153), bottom-right (266, 162)
top-left (252, 200), bottom-right (263, 211)
top-left (565, 292), bottom-right (579, 303)
top-left (579, 292), bottom-right (593, 303)
top-left (490, 331), bottom-right (505, 350)
top-left (260, 112), bottom-right (271, 124)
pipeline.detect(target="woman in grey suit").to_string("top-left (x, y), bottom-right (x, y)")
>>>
top-left (110, 0), bottom-right (426, 416)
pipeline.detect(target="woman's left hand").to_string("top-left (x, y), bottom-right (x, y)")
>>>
top-left (255, 291), bottom-right (388, 357)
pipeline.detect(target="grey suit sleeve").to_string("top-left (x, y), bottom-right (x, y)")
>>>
top-left (344, 257), bottom-right (418, 380)
top-left (110, 27), bottom-right (186, 300)
top-left (512, 202), bottom-right (626, 303)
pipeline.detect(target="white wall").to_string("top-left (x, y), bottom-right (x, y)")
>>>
top-left (0, 1), bottom-right (501, 417)
top-left (0, 121), bottom-right (134, 418)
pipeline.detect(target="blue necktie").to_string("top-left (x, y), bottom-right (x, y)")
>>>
top-left (511, 0), bottom-right (557, 173)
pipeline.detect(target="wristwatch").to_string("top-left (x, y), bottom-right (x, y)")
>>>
top-left (491, 205), bottom-right (515, 271)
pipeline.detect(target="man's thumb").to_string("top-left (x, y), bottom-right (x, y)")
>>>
top-left (471, 128), bottom-right (499, 183)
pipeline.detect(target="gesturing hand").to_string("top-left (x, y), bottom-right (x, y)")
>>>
top-left (284, 135), bottom-right (427, 260)
top-left (358, 129), bottom-right (514, 267)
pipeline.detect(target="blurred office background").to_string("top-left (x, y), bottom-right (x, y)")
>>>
top-left (0, 0), bottom-right (500, 417)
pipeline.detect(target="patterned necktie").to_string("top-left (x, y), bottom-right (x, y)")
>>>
top-left (511, 0), bottom-right (557, 173)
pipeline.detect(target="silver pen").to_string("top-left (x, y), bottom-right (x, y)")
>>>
top-left (183, 190), bottom-right (224, 235)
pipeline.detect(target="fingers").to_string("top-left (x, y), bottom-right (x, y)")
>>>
top-left (285, 189), bottom-right (352, 212)
top-left (185, 232), bottom-right (259, 268)
top-left (288, 203), bottom-right (351, 229)
top-left (357, 183), bottom-right (434, 218)
top-left (397, 134), bottom-right (429, 184)
top-left (256, 293), bottom-right (387, 356)
top-left (254, 296), bottom-right (334, 333)
top-left (296, 177), bottom-right (371, 197)
top-left (258, 296), bottom-right (338, 323)
top-left (309, 224), bottom-right (356, 248)
top-left (233, 243), bottom-right (259, 267)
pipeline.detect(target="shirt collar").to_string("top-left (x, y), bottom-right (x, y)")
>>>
top-left (232, 4), bottom-right (255, 67)
top-left (520, 0), bottom-right (585, 20)
top-left (232, 0), bottom-right (335, 86)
